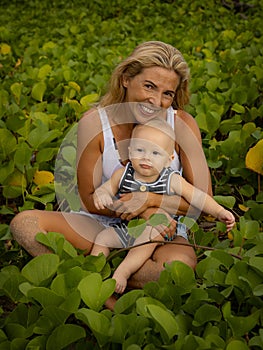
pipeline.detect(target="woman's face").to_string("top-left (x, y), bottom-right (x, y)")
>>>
top-left (122, 66), bottom-right (180, 123)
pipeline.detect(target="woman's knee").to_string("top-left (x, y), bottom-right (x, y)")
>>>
top-left (152, 238), bottom-right (197, 270)
top-left (10, 210), bottom-right (40, 238)
top-left (10, 210), bottom-right (51, 256)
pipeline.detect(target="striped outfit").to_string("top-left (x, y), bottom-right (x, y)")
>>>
top-left (110, 162), bottom-right (180, 247)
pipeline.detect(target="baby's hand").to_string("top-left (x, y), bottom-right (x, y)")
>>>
top-left (93, 189), bottom-right (113, 210)
top-left (218, 209), bottom-right (235, 232)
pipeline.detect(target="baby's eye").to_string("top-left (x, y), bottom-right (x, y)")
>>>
top-left (153, 151), bottom-right (160, 156)
top-left (136, 148), bottom-right (144, 152)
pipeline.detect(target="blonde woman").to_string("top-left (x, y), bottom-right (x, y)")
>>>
top-left (10, 41), bottom-right (213, 290)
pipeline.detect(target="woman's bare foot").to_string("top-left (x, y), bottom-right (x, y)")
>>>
top-left (104, 295), bottom-right (117, 311)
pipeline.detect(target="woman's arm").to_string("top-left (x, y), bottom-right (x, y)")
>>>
top-left (175, 109), bottom-right (212, 195)
top-left (77, 110), bottom-right (115, 217)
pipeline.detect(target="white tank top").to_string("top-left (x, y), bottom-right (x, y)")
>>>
top-left (98, 106), bottom-right (182, 184)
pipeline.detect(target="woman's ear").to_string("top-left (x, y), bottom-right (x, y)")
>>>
top-left (170, 154), bottom-right (175, 161)
top-left (122, 74), bottom-right (129, 88)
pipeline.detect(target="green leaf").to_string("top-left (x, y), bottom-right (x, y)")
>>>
top-left (80, 93), bottom-right (99, 108)
top-left (0, 265), bottom-right (26, 302)
top-left (249, 256), bottom-right (263, 273)
top-left (32, 81), bottom-right (47, 102)
top-left (78, 273), bottom-right (115, 311)
top-left (231, 103), bottom-right (245, 114)
top-left (61, 145), bottom-right (76, 165)
top-left (21, 254), bottom-right (60, 286)
top-left (213, 195), bottom-right (236, 209)
top-left (14, 142), bottom-right (32, 172)
top-left (10, 82), bottom-right (22, 104)
top-left (0, 160), bottom-right (14, 184)
top-left (226, 340), bottom-right (250, 350)
top-left (46, 324), bottom-right (85, 350)
top-left (206, 77), bottom-right (220, 91)
top-left (75, 308), bottom-right (110, 347)
top-left (229, 311), bottom-right (260, 337)
top-left (239, 217), bottom-right (260, 239)
top-left (114, 289), bottom-right (144, 314)
top-left (146, 304), bottom-right (179, 341)
top-left (179, 216), bottom-right (199, 232)
top-left (166, 261), bottom-right (196, 295)
top-left (192, 304), bottom-right (222, 326)
top-left (51, 266), bottom-right (88, 297)
top-left (0, 128), bottom-right (17, 160)
top-left (148, 213), bottom-right (169, 227)
top-left (127, 218), bottom-right (147, 239)
top-left (27, 287), bottom-right (64, 308)
top-left (25, 335), bottom-right (47, 349)
top-left (253, 284), bottom-right (263, 296)
top-left (36, 232), bottom-right (77, 258)
top-left (27, 123), bottom-right (61, 149)
top-left (38, 64), bottom-right (52, 79)
top-left (136, 297), bottom-right (168, 318)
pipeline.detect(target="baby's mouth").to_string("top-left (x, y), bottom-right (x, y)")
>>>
top-left (140, 163), bottom-right (152, 169)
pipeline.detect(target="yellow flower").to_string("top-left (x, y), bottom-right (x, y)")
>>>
top-left (33, 170), bottom-right (54, 185)
top-left (245, 139), bottom-right (263, 175)
top-left (0, 43), bottom-right (11, 55)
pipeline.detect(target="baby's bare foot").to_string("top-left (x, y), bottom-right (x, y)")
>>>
top-left (113, 271), bottom-right (128, 294)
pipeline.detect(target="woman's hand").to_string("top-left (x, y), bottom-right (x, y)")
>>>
top-left (112, 192), bottom-right (151, 220)
top-left (140, 207), bottom-right (177, 240)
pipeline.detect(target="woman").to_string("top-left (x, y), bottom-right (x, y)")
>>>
top-left (10, 41), bottom-right (212, 289)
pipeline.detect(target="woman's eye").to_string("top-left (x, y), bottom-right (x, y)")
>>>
top-left (164, 91), bottom-right (175, 98)
top-left (145, 84), bottom-right (153, 90)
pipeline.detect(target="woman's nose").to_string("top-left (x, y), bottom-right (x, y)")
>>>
top-left (147, 92), bottom-right (162, 107)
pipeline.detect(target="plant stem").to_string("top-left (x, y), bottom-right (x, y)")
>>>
top-left (107, 238), bottom-right (243, 261)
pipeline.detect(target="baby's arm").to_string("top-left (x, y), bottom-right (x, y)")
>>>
top-left (170, 173), bottom-right (235, 231)
top-left (93, 168), bottom-right (124, 210)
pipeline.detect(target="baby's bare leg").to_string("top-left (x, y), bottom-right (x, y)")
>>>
top-left (113, 226), bottom-right (162, 294)
top-left (128, 236), bottom-right (197, 289)
top-left (91, 227), bottom-right (122, 257)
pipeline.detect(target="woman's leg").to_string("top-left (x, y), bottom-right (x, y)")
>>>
top-left (10, 209), bottom-right (104, 256)
top-left (127, 236), bottom-right (197, 289)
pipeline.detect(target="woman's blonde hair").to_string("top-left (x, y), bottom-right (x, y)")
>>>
top-left (99, 41), bottom-right (190, 109)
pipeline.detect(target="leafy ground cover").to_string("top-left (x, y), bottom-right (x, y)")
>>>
top-left (0, 0), bottom-right (262, 348)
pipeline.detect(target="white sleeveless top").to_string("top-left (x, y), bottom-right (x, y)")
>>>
top-left (98, 106), bottom-right (182, 184)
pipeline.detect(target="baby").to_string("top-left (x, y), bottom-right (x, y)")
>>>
top-left (92, 118), bottom-right (235, 296)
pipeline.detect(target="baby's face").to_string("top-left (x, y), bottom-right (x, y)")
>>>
top-left (129, 128), bottom-right (173, 181)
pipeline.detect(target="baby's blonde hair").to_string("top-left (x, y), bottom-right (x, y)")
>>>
top-left (132, 118), bottom-right (175, 155)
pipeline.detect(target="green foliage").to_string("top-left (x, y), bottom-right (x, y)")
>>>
top-left (0, 0), bottom-right (263, 348)
top-left (0, 226), bottom-right (262, 348)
